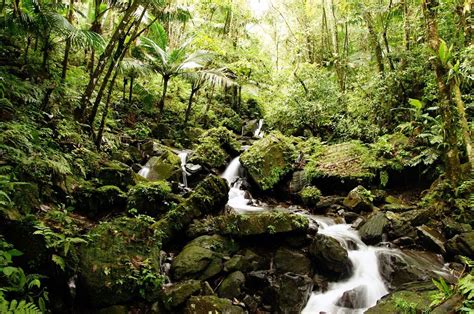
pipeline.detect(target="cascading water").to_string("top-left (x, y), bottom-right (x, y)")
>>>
top-left (138, 164), bottom-right (151, 179)
top-left (178, 151), bottom-right (189, 187)
top-left (303, 217), bottom-right (390, 314)
top-left (221, 156), bottom-right (263, 212)
top-left (254, 119), bottom-right (264, 138)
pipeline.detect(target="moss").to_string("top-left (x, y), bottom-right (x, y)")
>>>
top-left (97, 161), bottom-right (136, 190)
top-left (152, 176), bottom-right (229, 245)
top-left (240, 131), bottom-right (297, 191)
top-left (186, 212), bottom-right (309, 237)
top-left (142, 151), bottom-right (181, 182)
top-left (74, 184), bottom-right (127, 218)
top-left (365, 289), bottom-right (433, 313)
top-left (299, 186), bottom-right (322, 207)
top-left (127, 181), bottom-right (172, 215)
top-left (78, 216), bottom-right (162, 307)
top-left (160, 280), bottom-right (202, 310)
top-left (184, 295), bottom-right (245, 314)
top-left (191, 127), bottom-right (241, 169)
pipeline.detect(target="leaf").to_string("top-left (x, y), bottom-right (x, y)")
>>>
top-left (2, 266), bottom-right (18, 276)
top-left (438, 39), bottom-right (450, 66)
top-left (52, 254), bottom-right (65, 271)
top-left (408, 98), bottom-right (424, 111)
top-left (28, 278), bottom-right (41, 289)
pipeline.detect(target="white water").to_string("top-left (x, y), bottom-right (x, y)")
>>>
top-left (254, 119), bottom-right (264, 138)
top-left (138, 165), bottom-right (151, 179)
top-left (303, 217), bottom-right (390, 314)
top-left (221, 157), bottom-right (263, 212)
top-left (179, 151), bottom-right (190, 187)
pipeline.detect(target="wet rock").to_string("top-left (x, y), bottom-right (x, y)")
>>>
top-left (274, 247), bottom-right (312, 276)
top-left (288, 170), bottom-right (310, 196)
top-left (224, 249), bottom-right (264, 272)
top-left (141, 152), bottom-right (181, 182)
top-left (97, 161), bottom-right (136, 190)
top-left (246, 270), bottom-right (273, 291)
top-left (312, 274), bottom-right (329, 292)
top-left (218, 271), bottom-right (245, 299)
top-left (241, 119), bottom-right (259, 137)
top-left (240, 132), bottom-right (297, 191)
top-left (365, 287), bottom-right (434, 313)
top-left (160, 280), bottom-right (202, 310)
top-left (416, 225), bottom-right (446, 254)
top-left (343, 212), bottom-right (360, 224)
top-left (152, 176), bottom-right (229, 244)
top-left (184, 296), bottom-right (245, 314)
top-left (186, 212), bottom-right (309, 238)
top-left (274, 273), bottom-right (313, 313)
top-left (171, 235), bottom-right (237, 281)
top-left (315, 196), bottom-right (345, 211)
top-left (447, 231), bottom-right (474, 259)
top-left (309, 234), bottom-right (352, 279)
top-left (78, 217), bottom-right (160, 307)
top-left (358, 212), bottom-right (389, 244)
top-left (431, 294), bottom-right (464, 314)
top-left (242, 295), bottom-right (259, 312)
top-left (336, 285), bottom-right (368, 309)
top-left (343, 185), bottom-right (373, 212)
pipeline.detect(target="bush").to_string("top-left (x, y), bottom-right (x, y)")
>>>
top-left (299, 186), bottom-right (322, 207)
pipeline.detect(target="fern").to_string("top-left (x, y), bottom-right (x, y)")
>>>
top-left (0, 299), bottom-right (42, 314)
top-left (459, 274), bottom-right (474, 300)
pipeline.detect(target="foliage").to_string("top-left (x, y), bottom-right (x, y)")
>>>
top-left (299, 186), bottom-right (322, 207)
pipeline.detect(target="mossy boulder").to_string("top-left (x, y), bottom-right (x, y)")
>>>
top-left (171, 235), bottom-right (238, 280)
top-left (152, 176), bottom-right (229, 244)
top-left (343, 185), bottom-right (374, 212)
top-left (186, 212), bottom-right (309, 237)
top-left (447, 231), bottom-right (474, 259)
top-left (217, 271), bottom-right (246, 299)
top-left (365, 287), bottom-right (434, 313)
top-left (127, 181), bottom-right (172, 215)
top-left (140, 150), bottom-right (181, 182)
top-left (303, 141), bottom-right (381, 192)
top-left (184, 296), bottom-right (245, 314)
top-left (10, 182), bottom-right (40, 215)
top-left (160, 280), bottom-right (202, 310)
top-left (240, 132), bottom-right (297, 191)
top-left (97, 161), bottom-right (136, 190)
top-left (299, 186), bottom-right (322, 207)
top-left (309, 234), bottom-right (353, 279)
top-left (190, 127), bottom-right (241, 169)
top-left (74, 184), bottom-right (127, 218)
top-left (78, 216), bottom-right (161, 307)
top-left (274, 247), bottom-right (312, 276)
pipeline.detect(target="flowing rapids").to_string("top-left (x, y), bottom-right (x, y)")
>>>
top-left (303, 217), bottom-right (391, 314)
top-left (178, 151), bottom-right (189, 188)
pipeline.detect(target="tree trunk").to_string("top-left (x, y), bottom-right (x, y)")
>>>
top-left (364, 11), bottom-right (385, 75)
top-left (403, 0), bottom-right (411, 50)
top-left (452, 81), bottom-right (473, 167)
top-left (422, 0), bottom-right (461, 184)
top-left (157, 76), bottom-right (169, 123)
top-left (129, 76), bottom-right (134, 103)
top-left (42, 32), bottom-right (50, 73)
top-left (61, 0), bottom-right (75, 83)
top-left (78, 0), bottom-right (140, 119)
top-left (185, 87), bottom-right (198, 125)
top-left (96, 66), bottom-right (120, 150)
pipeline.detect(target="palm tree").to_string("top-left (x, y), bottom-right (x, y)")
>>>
top-left (183, 68), bottom-right (235, 125)
top-left (119, 58), bottom-right (150, 103)
top-left (140, 23), bottom-right (212, 122)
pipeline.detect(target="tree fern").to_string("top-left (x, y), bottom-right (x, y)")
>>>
top-left (0, 299), bottom-right (42, 314)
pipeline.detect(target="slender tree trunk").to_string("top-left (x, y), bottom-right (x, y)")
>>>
top-left (61, 0), bottom-right (75, 83)
top-left (96, 66), bottom-right (120, 149)
top-left (78, 0), bottom-right (140, 119)
top-left (403, 0), bottom-right (411, 50)
top-left (364, 11), bottom-right (385, 75)
top-left (185, 87), bottom-right (198, 125)
top-left (158, 76), bottom-right (169, 122)
top-left (203, 85), bottom-right (215, 127)
top-left (42, 32), bottom-right (50, 73)
top-left (123, 77), bottom-right (127, 100)
top-left (382, 1), bottom-right (395, 71)
top-left (24, 36), bottom-right (30, 65)
top-left (129, 76), bottom-right (134, 103)
top-left (422, 0), bottom-right (461, 184)
top-left (452, 81), bottom-right (473, 167)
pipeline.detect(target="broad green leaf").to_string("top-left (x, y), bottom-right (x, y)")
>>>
top-left (52, 254), bottom-right (65, 271)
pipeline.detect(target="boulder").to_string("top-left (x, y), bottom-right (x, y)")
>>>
top-left (336, 285), bottom-right (368, 309)
top-left (152, 176), bottom-right (229, 244)
top-left (97, 161), bottom-right (136, 190)
top-left (447, 231), bottom-right (474, 259)
top-left (343, 185), bottom-right (373, 212)
top-left (224, 249), bottom-right (264, 272)
top-left (127, 181), bottom-right (172, 215)
top-left (442, 217), bottom-right (472, 239)
top-left (358, 212), bottom-right (389, 244)
top-left (309, 234), bottom-right (352, 279)
top-left (78, 216), bottom-right (160, 307)
top-left (274, 273), bottom-right (313, 313)
top-left (74, 184), bottom-right (127, 218)
top-left (184, 296), bottom-right (244, 314)
top-left (171, 235), bottom-right (237, 280)
top-left (288, 171), bottom-right (310, 195)
top-left (416, 225), bottom-right (446, 254)
top-left (186, 212), bottom-right (309, 238)
top-left (299, 186), bottom-right (322, 207)
top-left (241, 119), bottom-right (259, 137)
top-left (140, 153), bottom-right (181, 182)
top-left (217, 271), bottom-right (246, 299)
top-left (274, 247), bottom-right (312, 276)
top-left (240, 132), bottom-right (297, 191)
top-left (365, 288), bottom-right (434, 313)
top-left (160, 280), bottom-right (202, 310)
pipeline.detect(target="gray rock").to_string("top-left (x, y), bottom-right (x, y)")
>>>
top-left (358, 212), bottom-right (388, 244)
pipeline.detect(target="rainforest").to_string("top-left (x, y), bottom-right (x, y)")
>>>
top-left (0, 0), bottom-right (473, 313)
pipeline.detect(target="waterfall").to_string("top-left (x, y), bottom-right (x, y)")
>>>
top-left (254, 119), bottom-right (264, 138)
top-left (138, 165), bottom-right (151, 179)
top-left (221, 157), bottom-right (263, 212)
top-left (303, 218), bottom-right (390, 314)
top-left (178, 151), bottom-right (189, 188)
